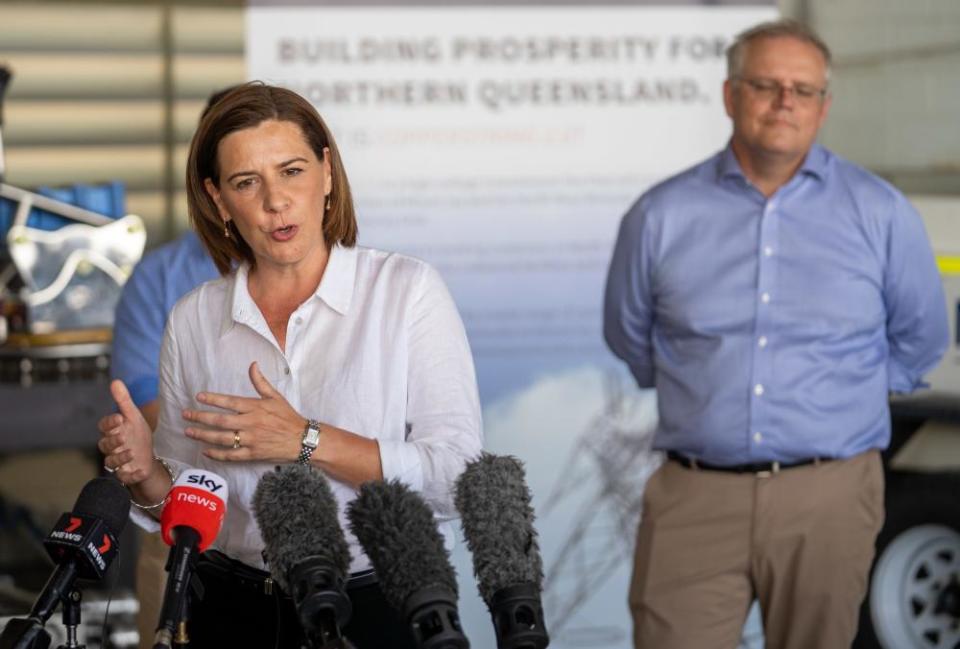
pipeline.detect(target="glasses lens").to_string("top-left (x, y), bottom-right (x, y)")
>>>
top-left (742, 78), bottom-right (823, 103)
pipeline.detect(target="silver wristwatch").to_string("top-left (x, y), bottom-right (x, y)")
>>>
top-left (297, 419), bottom-right (321, 465)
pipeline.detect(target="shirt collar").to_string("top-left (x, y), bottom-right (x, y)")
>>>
top-left (219, 244), bottom-right (358, 338)
top-left (717, 144), bottom-right (747, 182)
top-left (220, 262), bottom-right (250, 339)
top-left (798, 143), bottom-right (829, 180)
top-left (314, 243), bottom-right (357, 316)
top-left (717, 141), bottom-right (830, 184)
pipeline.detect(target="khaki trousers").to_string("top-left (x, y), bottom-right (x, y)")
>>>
top-left (629, 450), bottom-right (884, 649)
top-left (135, 530), bottom-right (169, 649)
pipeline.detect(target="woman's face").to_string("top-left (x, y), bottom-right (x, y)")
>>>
top-left (204, 119), bottom-right (332, 274)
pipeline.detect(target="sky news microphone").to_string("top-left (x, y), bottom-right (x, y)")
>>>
top-left (153, 468), bottom-right (228, 649)
top-left (253, 465), bottom-right (355, 649)
top-left (0, 477), bottom-right (130, 649)
top-left (455, 454), bottom-right (549, 649)
top-left (347, 479), bottom-right (469, 649)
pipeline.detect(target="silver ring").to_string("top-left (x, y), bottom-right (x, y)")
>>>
top-left (103, 464), bottom-right (116, 474)
top-left (233, 431), bottom-right (241, 450)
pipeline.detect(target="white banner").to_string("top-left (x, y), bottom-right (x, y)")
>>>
top-left (248, 5), bottom-right (775, 647)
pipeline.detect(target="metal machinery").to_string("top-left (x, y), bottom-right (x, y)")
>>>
top-left (0, 66), bottom-right (144, 648)
top-left (855, 201), bottom-right (960, 649)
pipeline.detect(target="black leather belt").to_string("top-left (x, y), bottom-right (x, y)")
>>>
top-left (198, 550), bottom-right (378, 598)
top-left (667, 450), bottom-right (832, 475)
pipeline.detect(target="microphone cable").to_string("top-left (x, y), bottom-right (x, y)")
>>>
top-left (98, 534), bottom-right (121, 649)
top-left (97, 473), bottom-right (126, 648)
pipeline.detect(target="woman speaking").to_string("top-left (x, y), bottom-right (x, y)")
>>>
top-left (97, 83), bottom-right (483, 648)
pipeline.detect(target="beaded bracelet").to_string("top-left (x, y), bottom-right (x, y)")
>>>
top-left (129, 456), bottom-right (177, 511)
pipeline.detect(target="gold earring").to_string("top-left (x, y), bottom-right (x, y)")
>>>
top-left (223, 222), bottom-right (231, 238)
top-left (325, 196), bottom-right (331, 211)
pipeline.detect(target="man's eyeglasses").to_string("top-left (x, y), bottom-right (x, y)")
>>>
top-left (735, 77), bottom-right (828, 104)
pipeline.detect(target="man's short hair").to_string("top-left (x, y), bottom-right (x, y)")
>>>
top-left (726, 19), bottom-right (832, 81)
top-left (186, 82), bottom-right (357, 275)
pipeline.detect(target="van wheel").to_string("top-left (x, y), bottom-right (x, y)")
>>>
top-left (855, 473), bottom-right (960, 649)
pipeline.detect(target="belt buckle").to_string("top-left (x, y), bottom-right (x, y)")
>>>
top-left (756, 461), bottom-right (780, 479)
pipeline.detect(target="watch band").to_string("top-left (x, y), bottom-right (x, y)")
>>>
top-left (298, 419), bottom-right (321, 465)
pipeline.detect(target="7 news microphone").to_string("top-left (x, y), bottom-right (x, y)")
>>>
top-left (347, 480), bottom-right (470, 649)
top-left (253, 465), bottom-right (355, 649)
top-left (153, 469), bottom-right (228, 649)
top-left (455, 454), bottom-right (549, 649)
top-left (0, 477), bottom-right (130, 649)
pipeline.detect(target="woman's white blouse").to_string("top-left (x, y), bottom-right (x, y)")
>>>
top-left (133, 244), bottom-right (483, 573)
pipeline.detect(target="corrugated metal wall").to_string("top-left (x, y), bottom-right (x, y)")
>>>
top-left (0, 2), bottom-right (245, 246)
top-left (783, 0), bottom-right (960, 195)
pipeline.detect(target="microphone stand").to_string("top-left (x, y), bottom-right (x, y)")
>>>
top-left (0, 620), bottom-right (52, 649)
top-left (0, 586), bottom-right (85, 649)
top-left (57, 590), bottom-right (84, 649)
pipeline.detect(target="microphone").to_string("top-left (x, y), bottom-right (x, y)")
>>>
top-left (153, 469), bottom-right (228, 649)
top-left (252, 465), bottom-right (354, 649)
top-left (454, 454), bottom-right (549, 649)
top-left (347, 479), bottom-right (469, 649)
top-left (0, 477), bottom-right (130, 649)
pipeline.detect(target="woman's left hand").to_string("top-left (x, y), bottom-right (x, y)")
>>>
top-left (183, 361), bottom-right (303, 463)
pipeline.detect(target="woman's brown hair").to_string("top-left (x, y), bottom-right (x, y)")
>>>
top-left (186, 82), bottom-right (357, 275)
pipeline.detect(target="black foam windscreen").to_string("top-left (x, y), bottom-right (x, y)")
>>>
top-left (74, 477), bottom-right (131, 537)
top-left (454, 453), bottom-right (543, 604)
top-left (346, 479), bottom-right (458, 613)
top-left (252, 464), bottom-right (350, 592)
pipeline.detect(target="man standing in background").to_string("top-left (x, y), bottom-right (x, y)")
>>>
top-left (604, 19), bottom-right (947, 649)
top-left (112, 231), bottom-right (217, 431)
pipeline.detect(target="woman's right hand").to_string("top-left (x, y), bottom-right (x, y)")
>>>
top-left (98, 379), bottom-right (155, 485)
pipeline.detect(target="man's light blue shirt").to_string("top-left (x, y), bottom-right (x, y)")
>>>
top-left (112, 231), bottom-right (219, 406)
top-left (604, 143), bottom-right (948, 465)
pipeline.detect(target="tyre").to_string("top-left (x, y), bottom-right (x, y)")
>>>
top-left (855, 472), bottom-right (960, 649)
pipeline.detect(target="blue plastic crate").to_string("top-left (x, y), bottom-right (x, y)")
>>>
top-left (0, 181), bottom-right (126, 233)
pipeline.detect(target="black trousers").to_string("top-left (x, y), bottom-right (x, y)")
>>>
top-left (181, 551), bottom-right (417, 649)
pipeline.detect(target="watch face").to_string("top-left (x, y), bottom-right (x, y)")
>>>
top-left (303, 424), bottom-right (321, 448)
